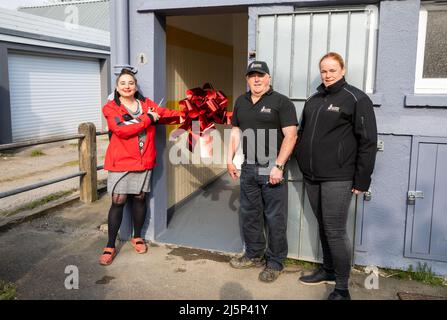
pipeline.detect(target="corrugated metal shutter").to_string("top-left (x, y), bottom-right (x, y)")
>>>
top-left (8, 53), bottom-right (102, 141)
top-left (257, 6), bottom-right (378, 262)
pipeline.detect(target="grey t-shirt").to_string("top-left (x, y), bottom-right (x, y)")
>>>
top-left (124, 100), bottom-right (146, 153)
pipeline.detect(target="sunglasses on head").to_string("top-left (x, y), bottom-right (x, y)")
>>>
top-left (118, 66), bottom-right (138, 75)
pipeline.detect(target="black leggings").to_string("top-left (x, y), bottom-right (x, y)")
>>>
top-left (106, 192), bottom-right (146, 248)
top-left (304, 180), bottom-right (353, 290)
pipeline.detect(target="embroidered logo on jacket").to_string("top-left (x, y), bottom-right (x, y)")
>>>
top-left (260, 106), bottom-right (271, 113)
top-left (327, 104), bottom-right (340, 112)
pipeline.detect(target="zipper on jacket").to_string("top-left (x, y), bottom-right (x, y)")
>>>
top-left (309, 102), bottom-right (326, 177)
top-left (337, 141), bottom-right (344, 168)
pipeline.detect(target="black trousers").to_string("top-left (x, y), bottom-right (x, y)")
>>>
top-left (239, 163), bottom-right (288, 270)
top-left (304, 180), bottom-right (353, 290)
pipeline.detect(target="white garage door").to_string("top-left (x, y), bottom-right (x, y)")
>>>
top-left (8, 53), bottom-right (102, 141)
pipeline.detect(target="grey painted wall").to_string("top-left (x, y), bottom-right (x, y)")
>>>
top-left (111, 0), bottom-right (168, 241)
top-left (374, 0), bottom-right (447, 137)
top-left (245, 0), bottom-right (447, 275)
top-left (112, 0), bottom-right (130, 75)
top-left (355, 134), bottom-right (447, 275)
top-left (123, 0), bottom-right (447, 274)
top-left (138, 0), bottom-right (379, 12)
top-left (246, 0), bottom-right (447, 137)
top-left (128, 1), bottom-right (169, 240)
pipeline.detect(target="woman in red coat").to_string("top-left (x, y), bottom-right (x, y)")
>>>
top-left (100, 69), bottom-right (183, 265)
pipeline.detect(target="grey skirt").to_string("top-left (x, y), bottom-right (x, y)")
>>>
top-left (107, 170), bottom-right (152, 195)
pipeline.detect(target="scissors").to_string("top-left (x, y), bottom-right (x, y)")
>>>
top-left (148, 98), bottom-right (164, 112)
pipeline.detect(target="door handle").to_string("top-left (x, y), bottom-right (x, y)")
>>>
top-left (363, 190), bottom-right (372, 201)
top-left (407, 191), bottom-right (424, 205)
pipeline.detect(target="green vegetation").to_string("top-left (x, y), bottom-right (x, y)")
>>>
top-left (0, 280), bottom-right (16, 300)
top-left (284, 258), bottom-right (317, 270)
top-left (0, 149), bottom-right (17, 156)
top-left (284, 260), bottom-right (445, 286)
top-left (30, 149), bottom-right (45, 157)
top-left (381, 262), bottom-right (445, 286)
top-left (4, 189), bottom-right (76, 217)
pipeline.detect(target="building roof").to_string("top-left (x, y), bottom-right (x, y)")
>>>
top-left (0, 7), bottom-right (110, 53)
top-left (19, 0), bottom-right (108, 8)
top-left (19, 0), bottom-right (110, 31)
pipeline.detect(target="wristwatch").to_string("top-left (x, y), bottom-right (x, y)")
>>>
top-left (275, 164), bottom-right (285, 171)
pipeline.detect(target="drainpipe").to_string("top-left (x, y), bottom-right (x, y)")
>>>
top-left (111, 0), bottom-right (132, 76)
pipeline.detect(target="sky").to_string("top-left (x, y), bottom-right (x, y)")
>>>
top-left (0, 0), bottom-right (53, 10)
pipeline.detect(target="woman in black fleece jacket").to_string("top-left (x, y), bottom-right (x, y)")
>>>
top-left (295, 52), bottom-right (377, 300)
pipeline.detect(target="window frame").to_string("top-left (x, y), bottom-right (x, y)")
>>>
top-left (414, 5), bottom-right (447, 94)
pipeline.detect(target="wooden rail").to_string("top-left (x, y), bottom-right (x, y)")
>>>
top-left (0, 123), bottom-right (107, 203)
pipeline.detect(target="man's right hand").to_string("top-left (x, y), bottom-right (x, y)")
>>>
top-left (227, 163), bottom-right (239, 181)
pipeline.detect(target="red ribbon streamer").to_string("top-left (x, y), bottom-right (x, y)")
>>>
top-left (172, 83), bottom-right (232, 152)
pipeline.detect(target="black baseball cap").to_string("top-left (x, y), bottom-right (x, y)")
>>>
top-left (246, 61), bottom-right (270, 76)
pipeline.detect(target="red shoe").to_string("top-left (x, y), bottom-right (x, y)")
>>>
top-left (99, 247), bottom-right (116, 265)
top-left (130, 237), bottom-right (147, 254)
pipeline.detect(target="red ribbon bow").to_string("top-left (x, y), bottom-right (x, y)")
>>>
top-left (171, 83), bottom-right (232, 152)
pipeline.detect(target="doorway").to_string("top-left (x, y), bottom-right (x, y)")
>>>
top-left (157, 12), bottom-right (248, 253)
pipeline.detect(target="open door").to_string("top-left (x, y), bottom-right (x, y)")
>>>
top-left (156, 12), bottom-right (248, 253)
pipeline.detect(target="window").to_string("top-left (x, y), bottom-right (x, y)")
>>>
top-left (415, 5), bottom-right (447, 94)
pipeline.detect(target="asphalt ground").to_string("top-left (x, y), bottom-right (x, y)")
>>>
top-left (0, 193), bottom-right (446, 303)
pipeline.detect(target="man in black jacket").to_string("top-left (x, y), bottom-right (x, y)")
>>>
top-left (295, 52), bottom-right (377, 300)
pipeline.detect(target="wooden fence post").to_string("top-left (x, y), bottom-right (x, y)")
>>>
top-left (78, 122), bottom-right (98, 203)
